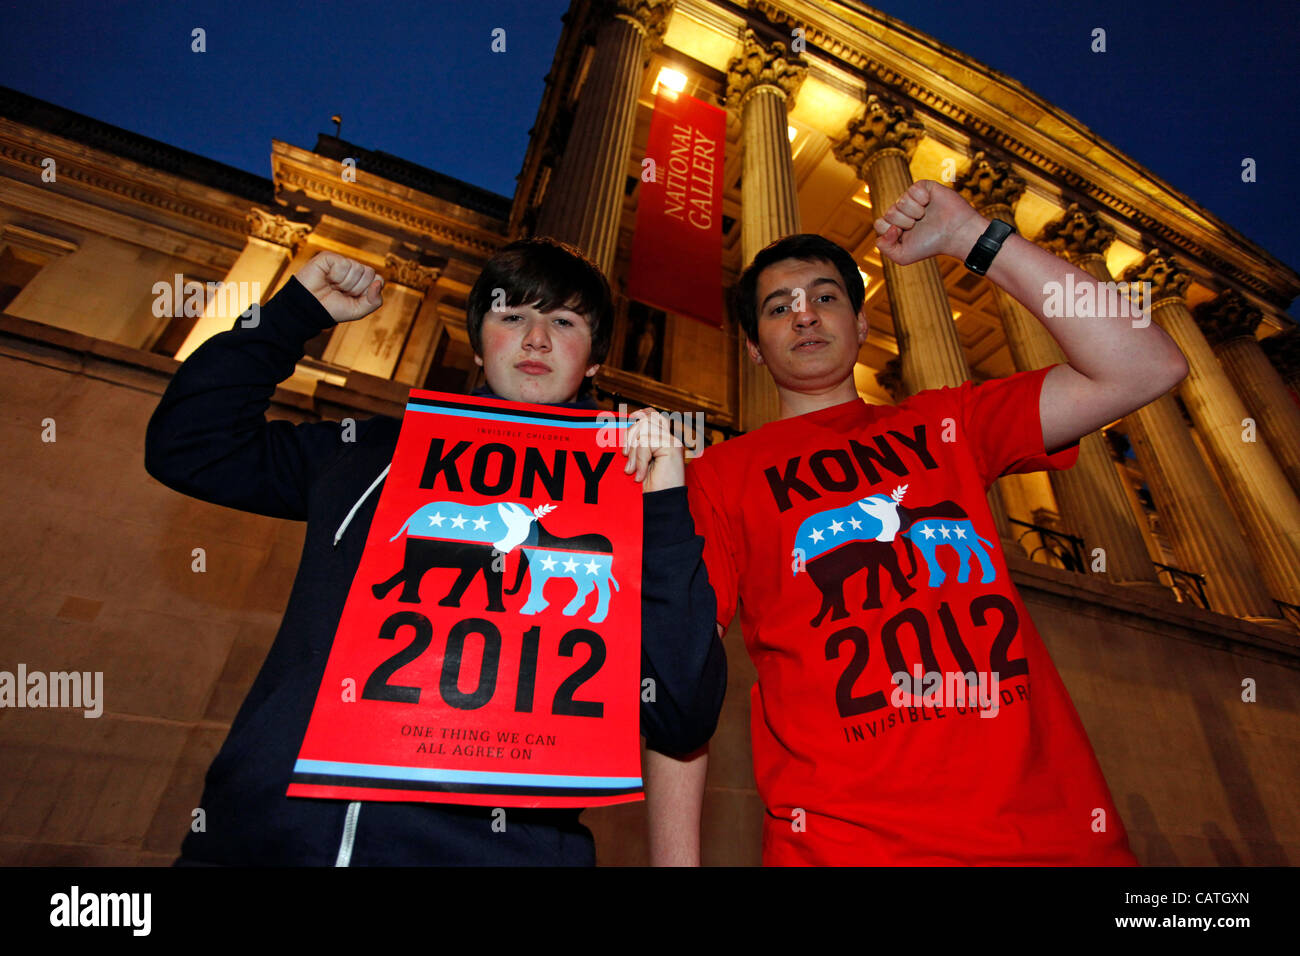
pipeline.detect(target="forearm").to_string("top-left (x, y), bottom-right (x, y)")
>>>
top-left (643, 743), bottom-right (708, 866)
top-left (952, 214), bottom-right (1186, 387)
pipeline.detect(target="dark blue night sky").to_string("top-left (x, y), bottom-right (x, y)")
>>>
top-left (2, 0), bottom-right (1297, 317)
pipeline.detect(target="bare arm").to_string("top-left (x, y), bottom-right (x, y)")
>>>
top-left (643, 743), bottom-right (709, 866)
top-left (875, 181), bottom-right (1189, 451)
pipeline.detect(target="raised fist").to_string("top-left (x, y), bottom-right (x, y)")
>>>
top-left (873, 179), bottom-right (987, 267)
top-left (294, 251), bottom-right (385, 324)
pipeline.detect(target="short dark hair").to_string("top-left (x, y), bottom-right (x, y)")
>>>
top-left (466, 237), bottom-right (613, 365)
top-left (732, 234), bottom-right (865, 343)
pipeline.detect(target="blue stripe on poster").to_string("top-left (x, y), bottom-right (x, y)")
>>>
top-left (294, 758), bottom-right (643, 790)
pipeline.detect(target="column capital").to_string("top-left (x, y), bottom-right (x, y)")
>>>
top-left (1261, 325), bottom-right (1300, 381)
top-left (383, 251), bottom-right (445, 293)
top-left (1121, 249), bottom-right (1192, 308)
top-left (725, 28), bottom-right (808, 113)
top-left (1036, 202), bottom-right (1115, 263)
top-left (597, 0), bottom-right (674, 47)
top-left (246, 208), bottom-right (312, 249)
top-left (876, 355), bottom-right (906, 402)
top-left (1193, 289), bottom-right (1264, 348)
top-left (831, 93), bottom-right (925, 177)
top-left (954, 150), bottom-right (1026, 217)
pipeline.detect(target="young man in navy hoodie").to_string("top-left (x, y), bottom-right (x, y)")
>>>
top-left (144, 237), bottom-right (724, 866)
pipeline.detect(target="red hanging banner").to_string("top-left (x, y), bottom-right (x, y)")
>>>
top-left (288, 390), bottom-right (644, 808)
top-left (626, 89), bottom-right (726, 327)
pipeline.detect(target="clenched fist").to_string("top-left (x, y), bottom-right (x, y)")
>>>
top-left (294, 251), bottom-right (385, 324)
top-left (873, 179), bottom-right (989, 267)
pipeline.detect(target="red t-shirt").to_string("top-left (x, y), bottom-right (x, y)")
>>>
top-left (686, 365), bottom-right (1138, 865)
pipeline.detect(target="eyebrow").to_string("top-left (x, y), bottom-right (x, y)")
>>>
top-left (759, 276), bottom-right (844, 311)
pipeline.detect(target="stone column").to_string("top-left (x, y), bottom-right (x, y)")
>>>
top-left (1121, 251), bottom-right (1300, 607)
top-left (1196, 290), bottom-right (1300, 496)
top-left (726, 28), bottom-right (807, 430)
top-left (323, 253), bottom-right (441, 379)
top-left (176, 209), bottom-right (310, 360)
top-left (1261, 324), bottom-right (1300, 393)
top-left (833, 102), bottom-right (1013, 547)
top-left (832, 94), bottom-right (966, 394)
top-left (979, 196), bottom-right (1162, 593)
top-left (534, 0), bottom-right (672, 277)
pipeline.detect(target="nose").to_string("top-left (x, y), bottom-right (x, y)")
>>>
top-left (522, 316), bottom-right (551, 351)
top-left (792, 302), bottom-right (818, 329)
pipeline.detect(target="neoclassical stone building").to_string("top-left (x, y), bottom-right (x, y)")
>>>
top-left (1, 0), bottom-right (1298, 865)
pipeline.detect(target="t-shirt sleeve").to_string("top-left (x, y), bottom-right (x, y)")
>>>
top-left (957, 364), bottom-right (1080, 488)
top-left (684, 454), bottom-right (739, 630)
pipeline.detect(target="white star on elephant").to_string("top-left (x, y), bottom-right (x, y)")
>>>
top-left (426, 512), bottom-right (445, 527)
top-left (809, 528), bottom-right (824, 544)
top-left (939, 525), bottom-right (952, 539)
top-left (828, 520), bottom-right (844, 535)
top-left (450, 513), bottom-right (467, 529)
top-left (953, 526), bottom-right (967, 539)
top-left (540, 555), bottom-right (557, 571)
top-left (920, 525), bottom-right (936, 539)
top-left (472, 515), bottom-right (490, 531)
top-left (584, 558), bottom-right (601, 575)
top-left (848, 516), bottom-right (862, 530)
top-left (562, 557), bottom-right (579, 573)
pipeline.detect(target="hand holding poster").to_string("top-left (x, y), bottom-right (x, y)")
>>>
top-left (288, 390), bottom-right (643, 808)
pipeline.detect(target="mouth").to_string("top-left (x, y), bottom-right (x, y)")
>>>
top-left (515, 361), bottom-right (551, 375)
top-left (791, 338), bottom-right (828, 353)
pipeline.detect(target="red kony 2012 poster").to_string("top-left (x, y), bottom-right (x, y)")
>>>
top-left (288, 390), bottom-right (644, 808)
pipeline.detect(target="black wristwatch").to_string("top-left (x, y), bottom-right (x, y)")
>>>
top-left (964, 219), bottom-right (1016, 276)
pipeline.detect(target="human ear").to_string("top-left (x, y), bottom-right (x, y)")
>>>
top-left (473, 353), bottom-right (484, 367)
top-left (585, 363), bottom-right (601, 378)
top-left (745, 338), bottom-right (765, 366)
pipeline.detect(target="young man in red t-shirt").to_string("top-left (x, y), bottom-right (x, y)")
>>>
top-left (647, 180), bottom-right (1187, 865)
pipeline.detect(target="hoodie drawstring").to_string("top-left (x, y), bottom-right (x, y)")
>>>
top-left (334, 463), bottom-right (390, 547)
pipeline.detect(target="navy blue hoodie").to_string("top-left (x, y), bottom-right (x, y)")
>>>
top-left (143, 275), bottom-right (725, 865)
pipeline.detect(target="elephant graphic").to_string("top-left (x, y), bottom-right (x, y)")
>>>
top-left (371, 499), bottom-right (544, 612)
top-left (793, 485), bottom-right (996, 626)
top-left (504, 511), bottom-right (620, 624)
top-left (793, 485), bottom-right (916, 627)
top-left (900, 517), bottom-right (996, 587)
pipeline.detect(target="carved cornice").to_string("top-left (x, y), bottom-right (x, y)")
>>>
top-left (745, 0), bottom-right (1298, 308)
top-left (383, 252), bottom-right (443, 293)
top-left (0, 135), bottom-right (249, 237)
top-left (725, 28), bottom-right (809, 112)
top-left (594, 364), bottom-right (730, 423)
top-left (1037, 203), bottom-right (1116, 262)
top-left (1193, 289), bottom-right (1263, 348)
top-left (876, 355), bottom-right (905, 403)
top-left (954, 150), bottom-right (1025, 216)
top-left (831, 93), bottom-right (924, 175)
top-left (272, 164), bottom-right (502, 258)
top-left (1121, 250), bottom-right (1192, 307)
top-left (246, 208), bottom-right (312, 248)
top-left (1260, 325), bottom-right (1300, 383)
